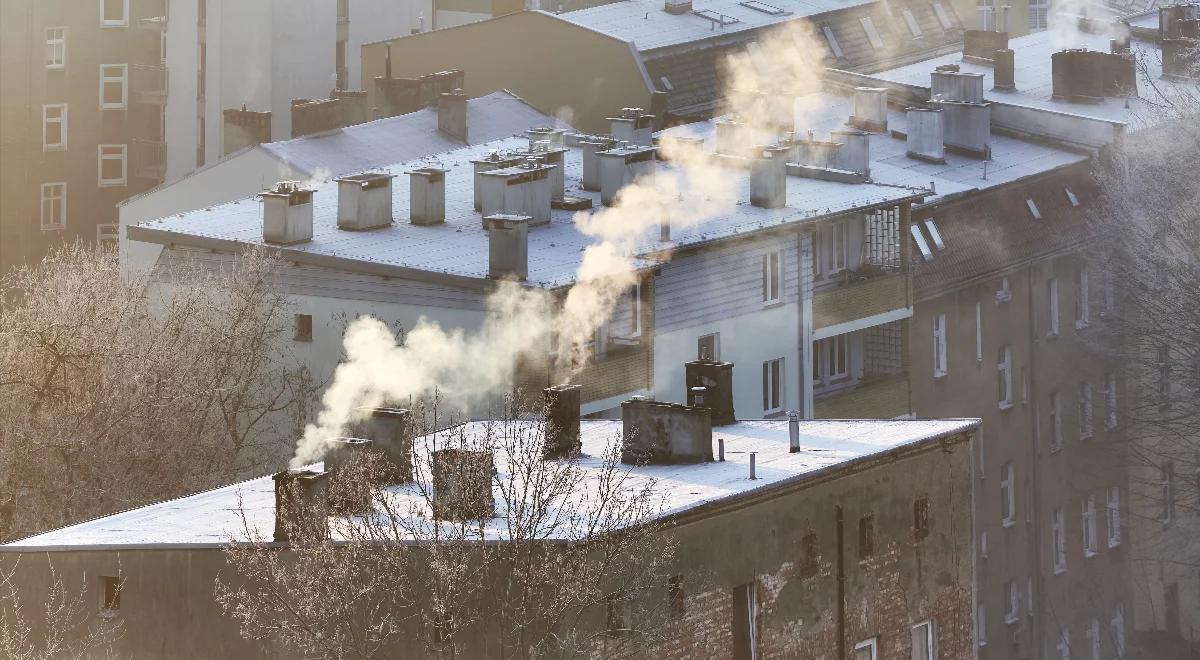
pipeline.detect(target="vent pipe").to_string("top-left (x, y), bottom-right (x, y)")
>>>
top-left (273, 469), bottom-right (330, 542)
top-left (486, 214), bottom-right (530, 280)
top-left (261, 182), bottom-right (315, 244)
top-left (336, 173), bottom-right (394, 231)
top-left (543, 384), bottom-right (582, 459)
top-left (788, 410), bottom-right (800, 453)
top-left (431, 449), bottom-right (495, 521)
top-left (408, 168), bottom-right (447, 226)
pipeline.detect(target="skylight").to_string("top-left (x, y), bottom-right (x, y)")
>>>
top-left (902, 9), bottom-right (923, 37)
top-left (911, 224), bottom-right (934, 261)
top-left (660, 76), bottom-right (674, 91)
top-left (1065, 188), bottom-right (1079, 207)
top-left (1026, 199), bottom-right (1042, 220)
top-left (924, 219), bottom-right (946, 250)
top-left (739, 0), bottom-right (787, 15)
top-left (861, 17), bottom-right (884, 50)
top-left (931, 1), bottom-right (954, 29)
top-left (822, 25), bottom-right (845, 59)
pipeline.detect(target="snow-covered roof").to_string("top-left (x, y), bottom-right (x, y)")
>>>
top-left (2, 418), bottom-right (979, 550)
top-left (560, 0), bottom-right (877, 52)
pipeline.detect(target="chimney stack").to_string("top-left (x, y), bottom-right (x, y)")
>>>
top-left (261, 182), bottom-right (315, 244)
top-left (664, 0), bottom-right (692, 14)
top-left (408, 168), bottom-right (447, 226)
top-left (543, 384), bottom-right (582, 459)
top-left (684, 360), bottom-right (736, 425)
top-left (347, 407), bottom-right (415, 482)
top-left (472, 151), bottom-right (523, 211)
top-left (438, 89), bottom-right (468, 142)
top-left (526, 126), bottom-right (567, 150)
top-left (222, 106), bottom-right (272, 156)
top-left (598, 143), bottom-right (656, 207)
top-left (930, 100), bottom-right (991, 159)
top-left (336, 173), bottom-right (395, 231)
top-left (850, 87), bottom-right (889, 132)
top-left (905, 108), bottom-right (946, 163)
top-left (714, 117), bottom-right (750, 157)
top-left (578, 137), bottom-right (618, 191)
top-left (621, 398), bottom-right (713, 465)
top-left (749, 147), bottom-right (788, 209)
top-left (830, 129), bottom-right (870, 175)
top-left (962, 29), bottom-right (1009, 62)
top-left (993, 49), bottom-right (1016, 91)
top-left (930, 70), bottom-right (985, 103)
top-left (529, 140), bottom-right (568, 201)
top-left (486, 214), bottom-right (530, 280)
top-left (321, 438), bottom-right (377, 514)
top-left (477, 159), bottom-right (553, 225)
top-left (608, 107), bottom-right (655, 146)
top-left (431, 449), bottom-right (495, 521)
top-left (273, 469), bottom-right (330, 542)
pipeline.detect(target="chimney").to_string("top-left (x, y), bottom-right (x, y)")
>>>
top-left (578, 138), bottom-right (618, 191)
top-left (906, 108), bottom-right (946, 163)
top-left (608, 108), bottom-right (655, 146)
top-left (291, 98), bottom-right (343, 138)
top-left (471, 151), bottom-right (524, 211)
top-left (336, 173), bottom-right (395, 231)
top-left (830, 129), bottom-right (870, 175)
top-left (260, 182), bottom-right (315, 244)
top-left (930, 100), bottom-right (991, 158)
top-left (331, 89), bottom-right (368, 127)
top-left (486, 214), bottom-right (530, 280)
top-left (347, 407), bottom-right (414, 482)
top-left (714, 117), bottom-right (750, 156)
top-left (273, 469), bottom-right (330, 542)
top-left (684, 360), bottom-right (736, 425)
top-left (993, 49), bottom-right (1016, 91)
top-left (478, 160), bottom-right (553, 225)
top-left (788, 410), bottom-right (800, 453)
top-left (664, 0), bottom-right (692, 14)
top-left (749, 147), bottom-right (788, 209)
top-left (1051, 49), bottom-right (1106, 101)
top-left (930, 70), bottom-right (985, 103)
top-left (850, 87), bottom-right (889, 132)
top-left (598, 143), bottom-right (656, 207)
top-left (222, 106), bottom-right (272, 156)
top-left (438, 89), bottom-right (468, 142)
top-left (529, 140), bottom-right (567, 201)
top-left (1161, 37), bottom-right (1199, 80)
top-left (408, 168), bottom-right (447, 226)
top-left (526, 126), bottom-right (567, 150)
top-left (543, 384), bottom-right (582, 459)
top-left (431, 449), bottom-right (495, 521)
top-left (321, 438), bottom-right (377, 514)
top-left (787, 132), bottom-right (842, 170)
top-left (962, 29), bottom-right (1009, 62)
top-left (620, 398), bottom-right (713, 465)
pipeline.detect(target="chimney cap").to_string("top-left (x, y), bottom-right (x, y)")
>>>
top-left (336, 172), bottom-right (395, 188)
top-left (260, 180), bottom-right (314, 199)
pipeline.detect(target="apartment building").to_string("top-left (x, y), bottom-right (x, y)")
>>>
top-left (0, 399), bottom-right (980, 659)
top-left (0, 0), bottom-right (168, 275)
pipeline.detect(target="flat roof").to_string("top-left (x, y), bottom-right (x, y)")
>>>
top-left (3, 418), bottom-right (979, 550)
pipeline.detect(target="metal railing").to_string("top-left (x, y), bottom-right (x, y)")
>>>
top-left (131, 138), bottom-right (166, 182)
top-left (131, 64), bottom-right (168, 104)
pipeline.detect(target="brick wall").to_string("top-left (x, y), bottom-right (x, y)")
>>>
top-left (814, 272), bottom-right (909, 331)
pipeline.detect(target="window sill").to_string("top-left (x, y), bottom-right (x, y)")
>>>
top-left (1053, 566), bottom-right (1066, 576)
top-left (1049, 444), bottom-right (1063, 454)
top-left (1084, 550), bottom-right (1097, 559)
top-left (1075, 320), bottom-right (1090, 331)
top-left (1079, 434), bottom-right (1094, 442)
top-left (46, 65), bottom-right (65, 71)
top-left (1108, 540), bottom-right (1121, 549)
top-left (40, 225), bottom-right (66, 233)
top-left (933, 370), bottom-right (948, 380)
top-left (998, 401), bottom-right (1014, 411)
top-left (43, 146), bottom-right (67, 153)
top-left (761, 299), bottom-right (785, 310)
top-left (1005, 615), bottom-right (1019, 626)
top-left (1002, 519), bottom-right (1016, 529)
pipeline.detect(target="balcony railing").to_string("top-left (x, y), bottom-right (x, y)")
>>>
top-left (138, 15), bottom-right (167, 30)
top-left (131, 64), bottom-right (168, 104)
top-left (131, 138), bottom-right (166, 183)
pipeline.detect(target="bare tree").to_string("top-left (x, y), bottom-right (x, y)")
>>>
top-left (0, 243), bottom-right (317, 542)
top-left (0, 557), bottom-right (123, 659)
top-left (216, 396), bottom-right (680, 660)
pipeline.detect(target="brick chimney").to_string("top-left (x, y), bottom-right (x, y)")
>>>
top-left (336, 173), bottom-right (395, 231)
top-left (222, 106), bottom-right (272, 156)
top-left (438, 89), bottom-right (468, 142)
top-left (543, 384), bottom-right (582, 459)
top-left (331, 89), bottom-right (368, 126)
top-left (291, 98), bottom-right (343, 138)
top-left (322, 438), bottom-right (376, 514)
top-left (347, 407), bottom-right (415, 483)
top-left (993, 49), bottom-right (1016, 91)
top-left (273, 469), bottom-right (330, 542)
top-left (260, 182), bottom-right (315, 244)
top-left (621, 398), bottom-right (713, 465)
top-left (431, 449), bottom-right (495, 521)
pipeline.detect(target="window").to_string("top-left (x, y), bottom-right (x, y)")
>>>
top-left (97, 224), bottom-right (119, 245)
top-left (101, 0), bottom-right (129, 26)
top-left (1030, 0), bottom-right (1049, 30)
top-left (1027, 576), bottom-right (1035, 616)
top-left (731, 582), bottom-right (759, 660)
top-left (977, 603), bottom-right (987, 646)
top-left (1052, 508), bottom-right (1066, 573)
top-left (816, 220), bottom-right (849, 277)
top-left (821, 25), bottom-right (845, 59)
top-left (902, 9), bottom-right (924, 36)
top-left (605, 593), bottom-right (629, 636)
top-left (1057, 627), bottom-right (1071, 660)
top-left (762, 250), bottom-right (781, 304)
top-left (1102, 266), bottom-right (1116, 315)
top-left (1026, 198), bottom-right (1042, 220)
top-left (42, 104), bottom-right (67, 151)
top-left (997, 346), bottom-right (1012, 408)
top-left (100, 575), bottom-right (121, 612)
top-left (628, 283), bottom-right (642, 337)
top-left (39, 182), bottom-right (66, 231)
top-left (976, 0), bottom-right (995, 30)
top-left (1160, 462), bottom-right (1176, 523)
top-left (97, 144), bottom-right (127, 186)
top-left (1004, 579), bottom-right (1019, 623)
top-left (1104, 372), bottom-right (1117, 429)
top-left (1106, 487), bottom-right (1121, 547)
top-left (668, 575), bottom-right (685, 619)
top-left (914, 496), bottom-right (930, 540)
top-left (698, 333), bottom-right (720, 360)
top-left (46, 28), bottom-right (66, 68)
top-left (1047, 278), bottom-right (1060, 336)
top-left (1065, 188), bottom-right (1080, 207)
top-left (996, 276), bottom-right (1012, 303)
top-left (762, 358), bottom-right (784, 415)
top-left (932, 314), bottom-right (948, 377)
top-left (1001, 463), bottom-right (1015, 526)
top-left (923, 219), bottom-right (945, 250)
top-left (1049, 390), bottom-right (1063, 450)
top-left (911, 223), bottom-right (934, 261)
top-left (1087, 618), bottom-right (1100, 660)
top-left (1075, 267), bottom-right (1090, 328)
top-left (1111, 604), bottom-right (1126, 658)
top-left (1082, 496), bottom-right (1097, 557)
top-left (99, 64), bottom-right (128, 109)
top-left (858, 514), bottom-right (874, 558)
top-left (813, 335), bottom-right (849, 388)
top-left (974, 301), bottom-right (983, 362)
top-left (932, 1), bottom-right (954, 29)
top-left (911, 621), bottom-right (934, 660)
top-left (800, 532), bottom-right (819, 578)
top-left (1078, 381), bottom-right (1093, 440)
top-left (980, 530), bottom-right (988, 558)
top-left (860, 17), bottom-right (885, 49)
top-left (659, 76), bottom-right (674, 91)
top-left (294, 314), bottom-right (313, 342)
top-left (854, 637), bottom-right (878, 660)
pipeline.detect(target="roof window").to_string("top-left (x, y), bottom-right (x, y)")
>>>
top-left (861, 17), bottom-right (885, 49)
top-left (822, 25), bottom-right (845, 59)
top-left (1065, 188), bottom-right (1079, 207)
top-left (924, 219), bottom-right (946, 250)
top-left (1026, 199), bottom-right (1042, 221)
top-left (932, 1), bottom-right (955, 29)
top-left (911, 224), bottom-right (934, 261)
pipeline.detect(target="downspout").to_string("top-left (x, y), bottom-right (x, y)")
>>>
top-left (1026, 263), bottom-right (1046, 660)
top-left (836, 504), bottom-right (846, 660)
top-left (800, 229), bottom-right (815, 419)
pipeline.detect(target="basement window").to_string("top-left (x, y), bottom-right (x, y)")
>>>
top-left (923, 219), bottom-right (945, 250)
top-left (294, 314), bottom-right (313, 342)
top-left (902, 9), bottom-right (924, 37)
top-left (821, 25), bottom-right (845, 59)
top-left (860, 17), bottom-right (885, 50)
top-left (1026, 198), bottom-right (1042, 221)
top-left (932, 1), bottom-right (955, 29)
top-left (1065, 188), bottom-right (1080, 207)
top-left (910, 224), bottom-right (934, 261)
top-left (99, 575), bottom-right (121, 614)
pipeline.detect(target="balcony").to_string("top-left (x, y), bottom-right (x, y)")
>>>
top-left (131, 138), bottom-right (166, 183)
top-left (131, 64), bottom-right (168, 105)
top-left (813, 270), bottom-right (909, 332)
top-left (813, 320), bottom-right (909, 418)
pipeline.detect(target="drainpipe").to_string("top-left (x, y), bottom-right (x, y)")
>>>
top-left (1026, 263), bottom-right (1045, 660)
top-left (836, 504), bottom-right (846, 660)
top-left (799, 230), bottom-right (815, 419)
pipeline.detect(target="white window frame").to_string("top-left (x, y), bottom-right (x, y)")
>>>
top-left (762, 250), bottom-right (782, 304)
top-left (814, 334), bottom-right (850, 389)
top-left (977, 0), bottom-right (995, 30)
top-left (1001, 462), bottom-right (1015, 526)
top-left (42, 104), bottom-right (67, 151)
top-left (99, 64), bottom-right (128, 110)
top-left (1049, 390), bottom-right (1063, 451)
top-left (1005, 579), bottom-right (1019, 623)
top-left (762, 357), bottom-right (784, 416)
top-left (1082, 496), bottom-right (1097, 558)
top-left (1104, 372), bottom-right (1117, 429)
top-left (1106, 487), bottom-right (1121, 548)
top-left (101, 0), bottom-right (130, 27)
top-left (97, 144), bottom-right (128, 187)
top-left (1047, 277), bottom-right (1059, 337)
top-left (933, 314), bottom-right (948, 378)
top-left (911, 620), bottom-right (935, 660)
top-left (1075, 267), bottom-right (1090, 328)
top-left (1078, 381), bottom-right (1093, 440)
top-left (1052, 508), bottom-right (1066, 574)
top-left (923, 219), bottom-right (945, 250)
top-left (997, 345), bottom-right (1013, 409)
top-left (46, 27), bottom-right (67, 69)
top-left (1065, 188), bottom-right (1080, 207)
top-left (974, 301), bottom-right (983, 362)
top-left (854, 637), bottom-right (879, 660)
top-left (1026, 198), bottom-right (1042, 220)
top-left (860, 16), bottom-right (885, 49)
top-left (932, 1), bottom-right (954, 29)
top-left (1030, 0), bottom-right (1049, 30)
top-left (39, 182), bottom-right (67, 231)
top-left (824, 220), bottom-right (849, 276)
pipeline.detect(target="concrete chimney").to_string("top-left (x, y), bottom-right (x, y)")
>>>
top-left (608, 107), bottom-right (655, 146)
top-left (962, 29), bottom-right (1009, 62)
top-left (850, 87), bottom-right (889, 132)
top-left (478, 160), bottom-right (553, 225)
top-left (930, 70), bottom-right (986, 103)
top-left (543, 384), bottom-right (582, 459)
top-left (930, 100), bottom-right (991, 158)
top-left (431, 449), bottom-right (495, 521)
top-left (830, 129), bottom-right (870, 175)
top-left (472, 152), bottom-right (524, 211)
top-left (486, 214), bottom-right (530, 281)
top-left (749, 146), bottom-right (788, 209)
top-left (620, 398), bottom-right (713, 465)
top-left (714, 118), bottom-right (750, 157)
top-left (787, 132), bottom-right (842, 170)
top-left (336, 173), bottom-right (394, 231)
top-left (347, 407), bottom-right (414, 482)
top-left (529, 140), bottom-right (568, 201)
top-left (993, 49), bottom-right (1016, 91)
top-left (408, 168), bottom-right (447, 226)
top-left (684, 360), bottom-right (736, 425)
top-left (260, 182), bottom-right (315, 244)
top-left (906, 108), bottom-right (946, 163)
top-left (526, 126), bottom-right (567, 150)
top-left (598, 144), bottom-right (656, 207)
top-left (579, 137), bottom-right (618, 192)
top-left (273, 469), bottom-right (330, 542)
top-left (438, 89), bottom-right (468, 142)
